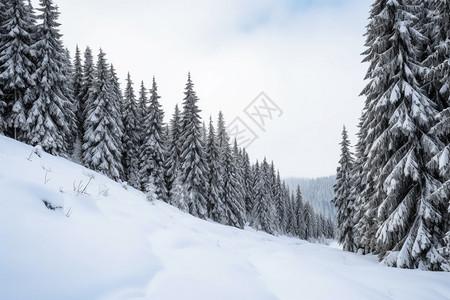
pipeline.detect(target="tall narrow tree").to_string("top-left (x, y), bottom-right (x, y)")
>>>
top-left (71, 45), bottom-right (83, 159)
top-left (178, 74), bottom-right (209, 218)
top-left (122, 73), bottom-right (140, 189)
top-left (83, 49), bottom-right (123, 180)
top-left (251, 158), bottom-right (276, 233)
top-left (355, 0), bottom-right (447, 270)
top-left (109, 64), bottom-right (124, 177)
top-left (139, 77), bottom-right (167, 200)
top-left (77, 46), bottom-right (95, 144)
top-left (0, 0), bottom-right (36, 140)
top-left (27, 0), bottom-right (75, 155)
top-left (332, 126), bottom-right (356, 252)
top-left (294, 185), bottom-right (306, 239)
top-left (205, 116), bottom-right (225, 222)
top-left (220, 127), bottom-right (245, 228)
top-left (165, 104), bottom-right (183, 203)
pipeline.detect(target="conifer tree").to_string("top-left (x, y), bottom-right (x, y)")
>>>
top-left (332, 126), bottom-right (356, 252)
top-left (421, 0), bottom-right (449, 112)
top-left (273, 169), bottom-right (286, 233)
top-left (424, 1), bottom-right (450, 265)
top-left (303, 201), bottom-right (314, 240)
top-left (285, 191), bottom-right (296, 236)
top-left (221, 127), bottom-right (245, 228)
top-left (135, 81), bottom-right (148, 163)
top-left (62, 48), bottom-right (77, 155)
top-left (241, 148), bottom-right (253, 216)
top-left (201, 121), bottom-right (207, 144)
top-left (138, 81), bottom-right (148, 124)
top-left (109, 64), bottom-right (124, 175)
top-left (251, 158), bottom-right (276, 233)
top-left (326, 218), bottom-right (335, 239)
top-left (0, 0), bottom-right (36, 140)
top-left (205, 116), bottom-right (225, 222)
top-left (178, 74), bottom-right (209, 219)
top-left (139, 77), bottom-right (167, 200)
top-left (122, 73), bottom-right (141, 189)
top-left (77, 47), bottom-right (95, 142)
top-left (166, 104), bottom-right (183, 203)
top-left (27, 0), bottom-right (75, 155)
top-left (232, 139), bottom-right (247, 225)
top-left (281, 181), bottom-right (291, 234)
top-left (295, 185), bottom-right (306, 239)
top-left (71, 45), bottom-right (83, 158)
top-left (355, 0), bottom-right (447, 270)
top-left (83, 49), bottom-right (123, 180)
top-left (72, 46), bottom-right (83, 126)
top-left (247, 160), bottom-right (260, 225)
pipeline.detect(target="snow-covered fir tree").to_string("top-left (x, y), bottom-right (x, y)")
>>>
top-left (332, 126), bottom-right (356, 252)
top-left (77, 46), bottom-right (95, 146)
top-left (251, 158), bottom-right (276, 234)
top-left (61, 48), bottom-right (77, 155)
top-left (178, 73), bottom-right (209, 219)
top-left (303, 201), bottom-right (314, 240)
top-left (165, 104), bottom-right (183, 205)
top-left (71, 45), bottom-right (83, 159)
top-left (421, 0), bottom-right (449, 112)
top-left (270, 166), bottom-right (284, 233)
top-left (137, 80), bottom-right (148, 126)
top-left (205, 116), bottom-right (225, 222)
top-left (121, 73), bottom-right (141, 189)
top-left (0, 0), bottom-right (36, 140)
top-left (233, 140), bottom-right (247, 224)
top-left (219, 117), bottom-right (245, 228)
top-left (108, 64), bottom-right (124, 177)
top-left (294, 185), bottom-right (306, 239)
top-left (422, 0), bottom-right (450, 266)
top-left (139, 77), bottom-right (167, 200)
top-left (241, 148), bottom-right (253, 217)
top-left (285, 191), bottom-right (296, 236)
top-left (27, 0), bottom-right (75, 155)
top-left (72, 46), bottom-right (83, 127)
top-left (353, 0), bottom-right (448, 270)
top-left (82, 49), bottom-right (123, 180)
top-left (282, 181), bottom-right (292, 234)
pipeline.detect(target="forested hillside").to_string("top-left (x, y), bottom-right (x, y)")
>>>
top-left (285, 176), bottom-right (336, 220)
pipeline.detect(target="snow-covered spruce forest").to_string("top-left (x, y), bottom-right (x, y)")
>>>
top-left (0, 0), bottom-right (449, 287)
top-left (332, 1), bottom-right (450, 271)
top-left (0, 0), bottom-right (334, 241)
top-left (285, 176), bottom-right (336, 220)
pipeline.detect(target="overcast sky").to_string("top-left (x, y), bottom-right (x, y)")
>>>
top-left (34, 0), bottom-right (373, 178)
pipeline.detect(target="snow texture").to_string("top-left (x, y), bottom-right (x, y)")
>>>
top-left (1, 135), bottom-right (450, 299)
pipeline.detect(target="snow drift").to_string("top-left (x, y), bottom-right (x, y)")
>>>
top-left (1, 135), bottom-right (449, 300)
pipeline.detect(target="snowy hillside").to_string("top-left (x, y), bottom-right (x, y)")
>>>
top-left (1, 135), bottom-right (450, 300)
top-left (285, 176), bottom-right (336, 219)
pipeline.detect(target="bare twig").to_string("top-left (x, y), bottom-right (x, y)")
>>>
top-left (98, 185), bottom-right (109, 197)
top-left (41, 164), bottom-right (52, 184)
top-left (73, 174), bottom-right (94, 195)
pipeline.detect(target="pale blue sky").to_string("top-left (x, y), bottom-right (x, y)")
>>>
top-left (33, 0), bottom-right (373, 178)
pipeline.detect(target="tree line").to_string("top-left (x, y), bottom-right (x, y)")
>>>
top-left (0, 0), bottom-right (335, 240)
top-left (333, 0), bottom-right (449, 271)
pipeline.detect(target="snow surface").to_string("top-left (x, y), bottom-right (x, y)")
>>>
top-left (1, 135), bottom-right (449, 300)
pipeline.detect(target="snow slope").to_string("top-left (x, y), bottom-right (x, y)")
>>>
top-left (0, 135), bottom-right (449, 300)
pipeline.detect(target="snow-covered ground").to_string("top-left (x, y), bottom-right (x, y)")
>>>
top-left (1, 135), bottom-right (449, 300)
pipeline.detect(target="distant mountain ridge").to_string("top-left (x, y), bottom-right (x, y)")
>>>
top-left (285, 176), bottom-right (336, 220)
